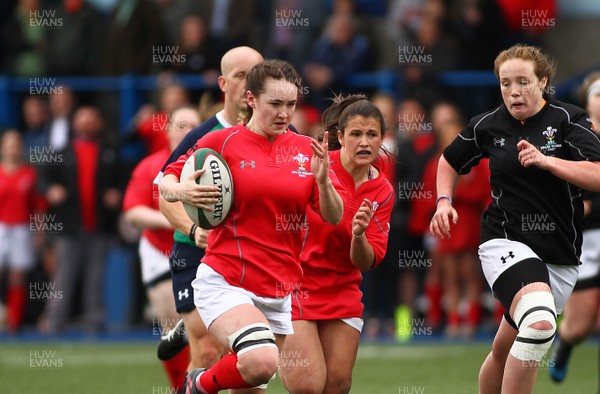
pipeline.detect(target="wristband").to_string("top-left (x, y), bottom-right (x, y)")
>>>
top-left (436, 195), bottom-right (453, 206)
top-left (352, 230), bottom-right (365, 238)
top-left (189, 224), bottom-right (198, 241)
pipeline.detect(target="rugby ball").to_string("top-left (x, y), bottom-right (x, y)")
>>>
top-left (180, 148), bottom-right (233, 229)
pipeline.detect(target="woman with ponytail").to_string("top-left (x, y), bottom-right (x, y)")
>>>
top-left (279, 94), bottom-right (395, 393)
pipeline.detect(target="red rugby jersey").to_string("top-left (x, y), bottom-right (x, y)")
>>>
top-left (293, 149), bottom-right (394, 320)
top-left (123, 148), bottom-right (173, 255)
top-left (164, 124), bottom-right (339, 298)
top-left (0, 164), bottom-right (42, 224)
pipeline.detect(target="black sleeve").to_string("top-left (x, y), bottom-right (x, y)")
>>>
top-left (563, 109), bottom-right (600, 162)
top-left (442, 118), bottom-right (485, 175)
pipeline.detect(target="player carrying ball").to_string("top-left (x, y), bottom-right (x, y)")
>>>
top-left (160, 59), bottom-right (344, 394)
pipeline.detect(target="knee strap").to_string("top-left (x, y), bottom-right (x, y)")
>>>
top-left (228, 323), bottom-right (277, 355)
top-left (509, 291), bottom-right (557, 362)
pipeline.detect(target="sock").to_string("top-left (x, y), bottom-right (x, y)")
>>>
top-left (466, 301), bottom-right (482, 328)
top-left (553, 339), bottom-right (573, 369)
top-left (425, 284), bottom-right (443, 328)
top-left (162, 345), bottom-right (190, 391)
top-left (447, 310), bottom-right (461, 327)
top-left (7, 285), bottom-right (26, 332)
top-left (198, 353), bottom-right (254, 392)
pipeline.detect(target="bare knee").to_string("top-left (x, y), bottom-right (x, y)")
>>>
top-left (528, 320), bottom-right (554, 331)
top-left (283, 372), bottom-right (324, 394)
top-left (324, 375), bottom-right (352, 394)
top-left (287, 383), bottom-right (324, 394)
top-left (237, 349), bottom-right (278, 385)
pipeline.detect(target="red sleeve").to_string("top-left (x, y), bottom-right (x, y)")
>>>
top-left (368, 180), bottom-right (394, 269)
top-left (123, 158), bottom-right (154, 211)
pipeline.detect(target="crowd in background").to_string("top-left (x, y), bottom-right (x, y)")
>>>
top-left (0, 0), bottom-right (597, 340)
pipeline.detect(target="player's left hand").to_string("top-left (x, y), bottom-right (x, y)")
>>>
top-left (194, 227), bottom-right (210, 249)
top-left (311, 130), bottom-right (331, 185)
top-left (352, 198), bottom-right (373, 238)
top-left (517, 140), bottom-right (550, 169)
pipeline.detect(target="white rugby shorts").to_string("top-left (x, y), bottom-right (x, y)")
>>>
top-left (193, 263), bottom-right (293, 335)
top-left (479, 238), bottom-right (578, 314)
top-left (0, 224), bottom-right (35, 270)
top-left (138, 236), bottom-right (171, 285)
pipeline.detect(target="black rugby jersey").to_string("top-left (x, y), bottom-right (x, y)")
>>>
top-left (444, 98), bottom-right (600, 266)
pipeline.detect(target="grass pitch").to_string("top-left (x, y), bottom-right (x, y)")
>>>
top-left (0, 340), bottom-right (596, 393)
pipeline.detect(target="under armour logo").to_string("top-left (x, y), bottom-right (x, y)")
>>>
top-left (494, 138), bottom-right (505, 147)
top-left (178, 289), bottom-right (189, 300)
top-left (500, 251), bottom-right (515, 264)
top-left (240, 160), bottom-right (256, 169)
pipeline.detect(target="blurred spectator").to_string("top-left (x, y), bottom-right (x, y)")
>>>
top-left (291, 104), bottom-right (321, 139)
top-left (21, 96), bottom-right (50, 153)
top-left (197, 0), bottom-right (256, 50)
top-left (448, 0), bottom-right (508, 70)
top-left (197, 91), bottom-right (224, 124)
top-left (395, 98), bottom-right (437, 341)
top-left (103, 0), bottom-right (165, 75)
top-left (122, 106), bottom-right (201, 391)
top-left (372, 92), bottom-right (399, 153)
top-left (399, 2), bottom-right (457, 108)
top-left (415, 102), bottom-right (490, 337)
top-left (47, 86), bottom-right (76, 152)
top-left (496, 0), bottom-right (556, 46)
top-left (1, 0), bottom-right (46, 76)
top-left (327, 0), bottom-right (388, 15)
top-left (45, 0), bottom-right (107, 76)
top-left (155, 0), bottom-right (202, 46)
top-left (303, 12), bottom-right (373, 110)
top-left (264, 0), bottom-right (328, 70)
top-left (167, 15), bottom-right (222, 81)
top-left (38, 106), bottom-right (122, 334)
top-left (447, 0), bottom-right (508, 116)
top-left (131, 83), bottom-right (190, 154)
top-left (387, 0), bottom-right (426, 46)
top-left (0, 130), bottom-right (46, 333)
top-left (363, 98), bottom-right (437, 341)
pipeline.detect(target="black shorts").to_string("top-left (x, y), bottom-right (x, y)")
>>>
top-left (169, 241), bottom-right (204, 313)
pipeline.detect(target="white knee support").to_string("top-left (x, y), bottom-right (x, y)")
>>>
top-left (228, 323), bottom-right (277, 356)
top-left (509, 291), bottom-right (557, 362)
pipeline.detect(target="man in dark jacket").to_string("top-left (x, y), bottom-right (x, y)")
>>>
top-left (39, 106), bottom-right (122, 334)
